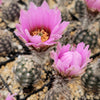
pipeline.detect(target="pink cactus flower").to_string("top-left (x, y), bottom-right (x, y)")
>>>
top-left (6, 93), bottom-right (17, 100)
top-left (84, 0), bottom-right (100, 12)
top-left (15, 1), bottom-right (69, 51)
top-left (50, 42), bottom-right (91, 77)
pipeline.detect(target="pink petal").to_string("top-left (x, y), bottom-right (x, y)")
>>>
top-left (58, 44), bottom-right (70, 58)
top-left (50, 22), bottom-right (69, 39)
top-left (76, 42), bottom-right (85, 53)
top-left (69, 65), bottom-right (81, 76)
top-left (6, 93), bottom-right (17, 100)
top-left (61, 51), bottom-right (73, 70)
top-left (56, 42), bottom-right (62, 55)
top-left (29, 2), bottom-right (37, 10)
top-left (93, 0), bottom-right (100, 11)
top-left (61, 51), bottom-right (73, 64)
top-left (81, 58), bottom-right (90, 69)
top-left (44, 40), bottom-right (57, 45)
top-left (71, 51), bottom-right (82, 66)
top-left (81, 45), bottom-right (90, 64)
top-left (48, 9), bottom-right (61, 31)
top-left (15, 24), bottom-right (29, 42)
top-left (41, 1), bottom-right (49, 9)
top-left (19, 10), bottom-right (32, 31)
top-left (55, 21), bottom-right (69, 35)
top-left (0, 0), bottom-right (2, 5)
top-left (56, 59), bottom-right (63, 72)
top-left (24, 29), bottom-right (33, 41)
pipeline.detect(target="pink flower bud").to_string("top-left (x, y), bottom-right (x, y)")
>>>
top-left (51, 42), bottom-right (91, 77)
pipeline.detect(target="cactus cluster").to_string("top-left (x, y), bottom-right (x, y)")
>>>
top-left (13, 55), bottom-right (41, 88)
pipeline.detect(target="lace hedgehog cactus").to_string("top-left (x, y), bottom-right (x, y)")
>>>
top-left (81, 59), bottom-right (100, 93)
top-left (73, 30), bottom-right (97, 49)
top-left (2, 2), bottom-right (20, 21)
top-left (13, 55), bottom-right (41, 88)
top-left (0, 30), bottom-right (12, 57)
top-left (44, 42), bottom-right (90, 100)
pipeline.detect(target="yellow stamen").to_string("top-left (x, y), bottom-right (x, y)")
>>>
top-left (31, 29), bottom-right (49, 42)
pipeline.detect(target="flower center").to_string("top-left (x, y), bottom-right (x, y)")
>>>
top-left (30, 29), bottom-right (50, 42)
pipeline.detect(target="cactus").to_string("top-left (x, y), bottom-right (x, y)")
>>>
top-left (13, 55), bottom-right (41, 88)
top-left (0, 30), bottom-right (12, 57)
top-left (73, 30), bottom-right (97, 49)
top-left (2, 2), bottom-right (20, 21)
top-left (81, 59), bottom-right (100, 93)
top-left (75, 0), bottom-right (86, 18)
top-left (44, 75), bottom-right (71, 100)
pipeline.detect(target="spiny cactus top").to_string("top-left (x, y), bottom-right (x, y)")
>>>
top-left (44, 75), bottom-right (71, 100)
top-left (81, 59), bottom-right (100, 92)
top-left (13, 55), bottom-right (41, 88)
top-left (51, 42), bottom-right (90, 77)
top-left (15, 1), bottom-right (69, 51)
top-left (73, 30), bottom-right (97, 49)
top-left (2, 2), bottom-right (20, 21)
top-left (0, 30), bottom-right (12, 56)
top-left (75, 0), bottom-right (86, 18)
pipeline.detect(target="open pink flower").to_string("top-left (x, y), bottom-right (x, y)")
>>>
top-left (84, 0), bottom-right (100, 12)
top-left (50, 42), bottom-right (91, 77)
top-left (15, 1), bottom-right (69, 51)
top-left (6, 93), bottom-right (17, 100)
